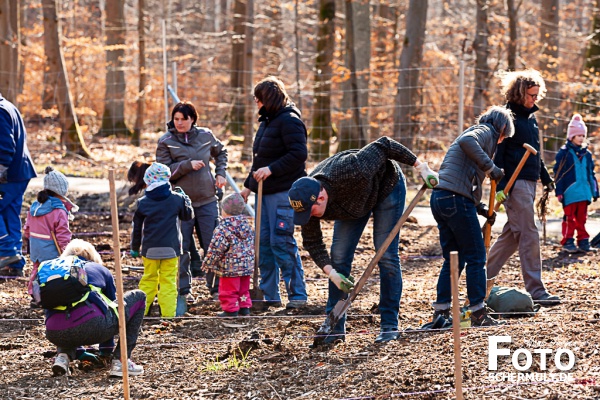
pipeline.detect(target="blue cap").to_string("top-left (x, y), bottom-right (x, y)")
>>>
top-left (288, 177), bottom-right (321, 225)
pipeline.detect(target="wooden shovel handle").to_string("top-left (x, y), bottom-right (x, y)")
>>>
top-left (251, 180), bottom-right (263, 298)
top-left (493, 143), bottom-right (537, 212)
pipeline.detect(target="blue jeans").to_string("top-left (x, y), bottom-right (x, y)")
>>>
top-left (180, 201), bottom-right (219, 295)
top-left (430, 189), bottom-right (486, 309)
top-left (257, 191), bottom-right (307, 302)
top-left (327, 177), bottom-right (406, 333)
top-left (0, 180), bottom-right (29, 269)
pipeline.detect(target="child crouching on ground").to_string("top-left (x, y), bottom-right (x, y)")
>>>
top-left (24, 167), bottom-right (78, 303)
top-left (554, 114), bottom-right (599, 253)
top-left (203, 193), bottom-right (254, 317)
top-left (130, 162), bottom-right (194, 319)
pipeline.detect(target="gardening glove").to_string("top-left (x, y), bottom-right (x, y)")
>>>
top-left (476, 203), bottom-right (496, 226)
top-left (495, 190), bottom-right (508, 204)
top-left (557, 194), bottom-right (564, 203)
top-left (324, 266), bottom-right (355, 293)
top-left (414, 162), bottom-right (439, 189)
top-left (0, 165), bottom-right (7, 184)
top-left (488, 165), bottom-right (504, 183)
top-left (545, 181), bottom-right (555, 193)
top-left (130, 250), bottom-right (140, 258)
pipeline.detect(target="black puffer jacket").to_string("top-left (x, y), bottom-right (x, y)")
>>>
top-left (435, 123), bottom-right (499, 204)
top-left (494, 102), bottom-right (552, 192)
top-left (244, 104), bottom-right (307, 195)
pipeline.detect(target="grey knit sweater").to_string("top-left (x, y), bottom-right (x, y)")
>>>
top-left (300, 136), bottom-right (417, 269)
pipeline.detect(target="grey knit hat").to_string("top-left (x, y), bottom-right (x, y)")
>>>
top-left (221, 193), bottom-right (245, 216)
top-left (43, 166), bottom-right (69, 197)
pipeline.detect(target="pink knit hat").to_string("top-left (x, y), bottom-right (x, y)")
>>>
top-left (567, 114), bottom-right (587, 141)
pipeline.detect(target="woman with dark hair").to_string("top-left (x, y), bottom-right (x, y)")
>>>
top-left (156, 101), bottom-right (227, 300)
top-left (486, 69), bottom-right (560, 306)
top-left (240, 76), bottom-right (308, 309)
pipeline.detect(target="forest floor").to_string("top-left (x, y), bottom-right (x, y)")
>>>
top-left (2, 131), bottom-right (600, 399)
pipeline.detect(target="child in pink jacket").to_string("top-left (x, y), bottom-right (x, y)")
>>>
top-left (23, 167), bottom-right (78, 301)
top-left (203, 193), bottom-right (254, 317)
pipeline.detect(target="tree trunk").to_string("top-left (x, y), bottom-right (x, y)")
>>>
top-left (41, 0), bottom-right (92, 158)
top-left (506, 0), bottom-right (518, 71)
top-left (229, 0), bottom-right (248, 159)
top-left (310, 0), bottom-right (335, 160)
top-left (580, 0), bottom-right (600, 115)
top-left (98, 0), bottom-right (131, 137)
top-left (539, 0), bottom-right (561, 148)
top-left (242, 0), bottom-right (254, 162)
top-left (338, 0), bottom-right (370, 152)
top-left (132, 0), bottom-right (146, 147)
top-left (393, 0), bottom-right (428, 144)
top-left (0, 0), bottom-right (17, 102)
top-left (264, 1), bottom-right (283, 73)
top-left (9, 0), bottom-right (21, 99)
top-left (472, 0), bottom-right (490, 118)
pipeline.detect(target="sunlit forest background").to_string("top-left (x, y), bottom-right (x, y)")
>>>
top-left (2, 0), bottom-right (600, 166)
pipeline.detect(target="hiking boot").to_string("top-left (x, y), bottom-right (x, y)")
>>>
top-left (533, 293), bottom-right (561, 306)
top-left (0, 264), bottom-right (24, 277)
top-left (239, 307), bottom-right (251, 316)
top-left (52, 353), bottom-right (71, 376)
top-left (218, 311), bottom-right (239, 318)
top-left (562, 238), bottom-right (578, 253)
top-left (286, 300), bottom-right (307, 309)
top-left (109, 359), bottom-right (144, 377)
top-left (470, 307), bottom-right (505, 327)
top-left (374, 328), bottom-right (400, 343)
top-left (578, 239), bottom-right (595, 253)
top-left (0, 255), bottom-right (22, 269)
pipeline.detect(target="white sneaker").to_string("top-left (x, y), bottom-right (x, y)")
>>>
top-left (52, 353), bottom-right (70, 376)
top-left (109, 359), bottom-right (144, 377)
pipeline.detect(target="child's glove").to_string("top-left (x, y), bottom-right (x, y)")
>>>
top-left (557, 194), bottom-right (564, 203)
top-left (130, 250), bottom-right (140, 258)
top-left (414, 162), bottom-right (439, 189)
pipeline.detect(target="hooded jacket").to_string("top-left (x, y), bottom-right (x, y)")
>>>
top-left (203, 215), bottom-right (254, 277)
top-left (156, 125), bottom-right (227, 207)
top-left (435, 123), bottom-right (499, 205)
top-left (244, 104), bottom-right (308, 195)
top-left (131, 184), bottom-right (194, 259)
top-left (554, 141), bottom-right (599, 205)
top-left (0, 95), bottom-right (37, 182)
top-left (23, 196), bottom-right (74, 263)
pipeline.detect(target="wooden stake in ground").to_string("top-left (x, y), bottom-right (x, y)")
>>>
top-left (250, 180), bottom-right (263, 302)
top-left (450, 251), bottom-right (464, 400)
top-left (109, 170), bottom-right (130, 399)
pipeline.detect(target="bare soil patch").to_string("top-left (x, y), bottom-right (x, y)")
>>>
top-left (1, 133), bottom-right (600, 399)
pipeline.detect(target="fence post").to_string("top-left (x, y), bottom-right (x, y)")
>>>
top-left (458, 60), bottom-right (465, 135)
top-left (450, 250), bottom-right (464, 400)
top-left (162, 19), bottom-right (168, 124)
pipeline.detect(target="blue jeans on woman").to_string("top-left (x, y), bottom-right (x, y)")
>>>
top-left (257, 191), bottom-right (307, 303)
top-left (327, 176), bottom-right (406, 334)
top-left (430, 189), bottom-right (486, 310)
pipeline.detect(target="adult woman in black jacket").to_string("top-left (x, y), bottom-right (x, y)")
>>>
top-left (240, 76), bottom-right (308, 309)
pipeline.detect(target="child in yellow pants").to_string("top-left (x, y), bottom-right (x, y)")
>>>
top-left (130, 162), bottom-right (194, 318)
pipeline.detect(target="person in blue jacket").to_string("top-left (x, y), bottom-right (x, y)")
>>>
top-left (0, 93), bottom-right (37, 276)
top-left (554, 114), bottom-right (599, 253)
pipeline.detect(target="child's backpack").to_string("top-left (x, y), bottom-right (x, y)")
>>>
top-left (32, 255), bottom-right (90, 310)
